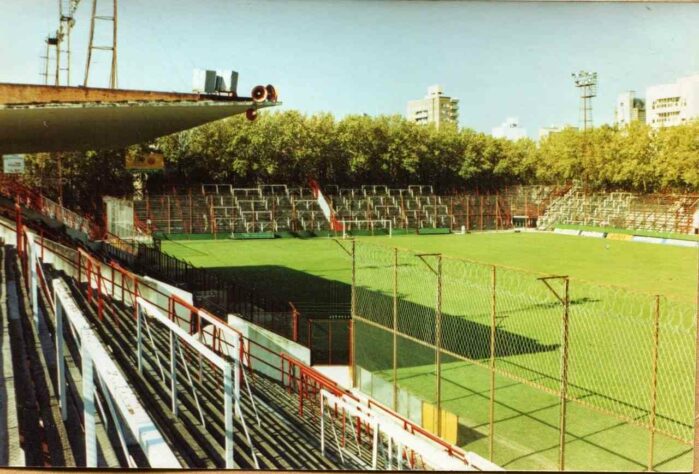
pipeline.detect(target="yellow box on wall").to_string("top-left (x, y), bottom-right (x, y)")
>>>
top-left (422, 402), bottom-right (458, 444)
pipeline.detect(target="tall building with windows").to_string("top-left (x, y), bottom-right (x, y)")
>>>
top-left (646, 74), bottom-right (699, 127)
top-left (492, 117), bottom-right (527, 140)
top-left (614, 91), bottom-right (645, 126)
top-left (406, 85), bottom-right (459, 128)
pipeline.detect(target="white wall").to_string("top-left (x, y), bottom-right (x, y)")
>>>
top-left (228, 313), bottom-right (310, 382)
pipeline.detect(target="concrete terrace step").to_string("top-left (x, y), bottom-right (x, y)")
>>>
top-left (52, 269), bottom-right (354, 469)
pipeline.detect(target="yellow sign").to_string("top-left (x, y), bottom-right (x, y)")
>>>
top-left (422, 402), bottom-right (459, 444)
top-left (125, 151), bottom-right (165, 171)
top-left (606, 232), bottom-right (632, 241)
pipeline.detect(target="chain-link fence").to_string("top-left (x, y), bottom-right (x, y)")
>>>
top-left (349, 240), bottom-right (697, 471)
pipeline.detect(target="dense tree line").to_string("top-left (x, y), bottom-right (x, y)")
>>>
top-left (22, 111), bottom-right (699, 214)
top-left (154, 112), bottom-right (699, 193)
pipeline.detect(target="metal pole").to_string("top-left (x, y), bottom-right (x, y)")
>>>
top-left (648, 295), bottom-right (660, 471)
top-left (320, 397), bottom-right (325, 455)
top-left (223, 363), bottom-right (234, 468)
top-left (43, 39), bottom-right (50, 85)
top-left (559, 278), bottom-right (570, 471)
top-left (56, 295), bottom-right (67, 421)
top-left (83, 0), bottom-right (96, 86)
top-left (351, 239), bottom-right (356, 387)
top-left (393, 247), bottom-right (398, 411)
top-left (170, 329), bottom-right (177, 416)
top-left (66, 20), bottom-right (72, 86)
top-left (435, 255), bottom-right (443, 437)
top-left (82, 340), bottom-right (97, 467)
top-left (55, 33), bottom-right (61, 85)
top-left (30, 240), bottom-right (38, 324)
top-left (110, 0), bottom-right (118, 88)
top-left (137, 304), bottom-right (143, 373)
top-left (694, 246), bottom-right (699, 473)
top-left (489, 265), bottom-right (496, 460)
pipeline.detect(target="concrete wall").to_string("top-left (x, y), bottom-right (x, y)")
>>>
top-left (228, 313), bottom-right (310, 382)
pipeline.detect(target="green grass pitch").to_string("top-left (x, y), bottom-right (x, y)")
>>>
top-left (162, 232), bottom-right (698, 471)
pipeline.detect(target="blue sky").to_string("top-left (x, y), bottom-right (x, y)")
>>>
top-left (2, 0), bottom-right (698, 137)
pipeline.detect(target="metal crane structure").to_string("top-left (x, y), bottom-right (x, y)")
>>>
top-left (571, 70), bottom-right (598, 132)
top-left (41, 0), bottom-right (83, 86)
top-left (84, 0), bottom-right (118, 88)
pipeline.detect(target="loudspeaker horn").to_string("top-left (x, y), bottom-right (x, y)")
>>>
top-left (265, 84), bottom-right (278, 102)
top-left (251, 85), bottom-right (267, 102)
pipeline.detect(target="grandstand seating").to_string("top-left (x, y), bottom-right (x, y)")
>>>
top-left (537, 186), bottom-right (699, 234)
top-left (129, 183), bottom-right (699, 237)
top-left (134, 187), bottom-right (328, 235)
top-left (130, 184), bottom-right (578, 236)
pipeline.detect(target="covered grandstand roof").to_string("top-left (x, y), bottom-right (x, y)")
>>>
top-left (0, 83), bottom-right (279, 154)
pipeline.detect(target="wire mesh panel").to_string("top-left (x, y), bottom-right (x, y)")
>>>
top-left (351, 241), bottom-right (696, 471)
top-left (308, 318), bottom-right (351, 365)
top-left (655, 298), bottom-right (695, 444)
top-left (567, 283), bottom-right (654, 426)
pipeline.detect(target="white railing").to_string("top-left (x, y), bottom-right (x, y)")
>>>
top-left (53, 279), bottom-right (180, 468)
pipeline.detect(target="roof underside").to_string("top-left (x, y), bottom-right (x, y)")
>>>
top-left (0, 83), bottom-right (278, 154)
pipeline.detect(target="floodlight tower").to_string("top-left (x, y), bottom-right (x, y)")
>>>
top-left (84, 0), bottom-right (118, 88)
top-left (40, 35), bottom-right (59, 85)
top-left (57, 0), bottom-right (82, 85)
top-left (39, 1), bottom-right (82, 86)
top-left (571, 71), bottom-right (598, 132)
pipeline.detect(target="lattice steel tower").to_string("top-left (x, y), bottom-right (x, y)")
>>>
top-left (41, 1), bottom-right (82, 85)
top-left (84, 0), bottom-right (118, 88)
top-left (571, 71), bottom-right (598, 131)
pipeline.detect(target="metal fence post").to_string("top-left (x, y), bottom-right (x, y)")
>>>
top-left (30, 238), bottom-right (38, 324)
top-left (351, 239), bottom-right (356, 388)
top-left (55, 293), bottom-right (67, 421)
top-left (559, 277), bottom-right (570, 471)
top-left (538, 274), bottom-right (571, 470)
top-left (223, 362), bottom-right (234, 468)
top-left (435, 254), bottom-right (443, 437)
top-left (489, 265), bottom-right (497, 460)
top-left (648, 295), bottom-right (661, 471)
top-left (694, 247), bottom-right (699, 473)
top-left (137, 303), bottom-right (143, 374)
top-left (170, 328), bottom-right (178, 417)
top-left (393, 247), bottom-right (399, 411)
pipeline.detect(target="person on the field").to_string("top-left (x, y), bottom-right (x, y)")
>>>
top-left (693, 207), bottom-right (699, 235)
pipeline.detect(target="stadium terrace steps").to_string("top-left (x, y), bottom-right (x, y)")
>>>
top-left (46, 265), bottom-right (362, 469)
top-left (537, 186), bottom-right (699, 234)
top-left (2, 246), bottom-right (124, 467)
top-left (136, 184), bottom-right (571, 237)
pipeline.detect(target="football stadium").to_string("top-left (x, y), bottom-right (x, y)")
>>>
top-left (2, 1), bottom-right (699, 473)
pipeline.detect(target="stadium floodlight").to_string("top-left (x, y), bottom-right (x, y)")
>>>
top-left (571, 71), bottom-right (598, 131)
